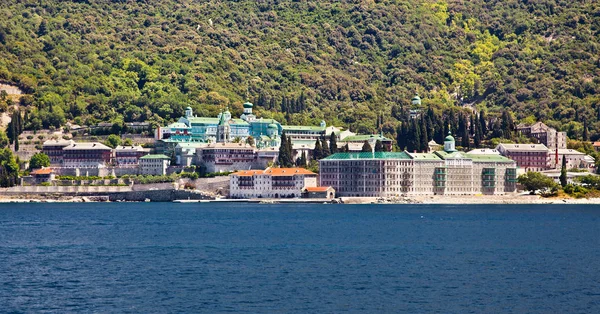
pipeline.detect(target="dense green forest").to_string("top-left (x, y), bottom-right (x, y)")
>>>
top-left (0, 0), bottom-right (599, 141)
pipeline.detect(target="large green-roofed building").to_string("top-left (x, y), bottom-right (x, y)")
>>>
top-left (319, 134), bottom-right (517, 197)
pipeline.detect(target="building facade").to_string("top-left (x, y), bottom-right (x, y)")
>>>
top-left (320, 135), bottom-right (517, 197)
top-left (62, 142), bottom-right (113, 168)
top-left (229, 168), bottom-right (318, 199)
top-left (496, 143), bottom-right (550, 172)
top-left (114, 145), bottom-right (147, 167)
top-left (42, 139), bottom-right (75, 165)
top-left (517, 122), bottom-right (567, 149)
top-left (139, 154), bottom-right (171, 176)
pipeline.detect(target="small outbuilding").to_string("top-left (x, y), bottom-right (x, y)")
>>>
top-left (302, 186), bottom-right (335, 199)
top-left (30, 168), bottom-right (56, 184)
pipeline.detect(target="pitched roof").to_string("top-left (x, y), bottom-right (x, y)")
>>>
top-left (63, 142), bottom-right (112, 150)
top-left (264, 168), bottom-right (316, 176)
top-left (166, 122), bottom-right (190, 129)
top-left (43, 139), bottom-right (74, 146)
top-left (114, 145), bottom-right (145, 152)
top-left (551, 149), bottom-right (585, 155)
top-left (231, 170), bottom-right (263, 176)
top-left (322, 152), bottom-right (412, 160)
top-left (340, 134), bottom-right (391, 142)
top-left (31, 168), bottom-right (54, 175)
top-left (282, 125), bottom-right (325, 132)
top-left (304, 186), bottom-right (333, 192)
top-left (231, 168), bottom-right (316, 177)
top-left (496, 143), bottom-right (548, 152)
top-left (140, 154), bottom-right (170, 160)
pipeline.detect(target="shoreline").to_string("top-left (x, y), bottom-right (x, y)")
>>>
top-left (2, 194), bottom-right (600, 204)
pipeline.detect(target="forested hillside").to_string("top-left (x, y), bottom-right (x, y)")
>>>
top-left (0, 0), bottom-right (599, 140)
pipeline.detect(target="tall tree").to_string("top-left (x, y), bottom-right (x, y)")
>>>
top-left (374, 140), bottom-right (384, 152)
top-left (560, 157), bottom-right (568, 188)
top-left (313, 138), bottom-right (323, 161)
top-left (419, 117), bottom-right (428, 152)
top-left (479, 110), bottom-right (487, 136)
top-left (583, 119), bottom-right (589, 141)
top-left (361, 141), bottom-right (373, 152)
top-left (278, 132), bottom-right (293, 166)
top-left (329, 133), bottom-right (337, 154)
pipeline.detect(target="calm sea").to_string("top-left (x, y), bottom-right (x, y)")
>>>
top-left (0, 203), bottom-right (599, 313)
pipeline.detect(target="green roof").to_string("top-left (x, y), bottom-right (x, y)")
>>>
top-left (251, 118), bottom-right (279, 124)
top-left (322, 152), bottom-right (412, 160)
top-left (167, 122), bottom-right (190, 129)
top-left (231, 119), bottom-right (248, 126)
top-left (282, 125), bottom-right (325, 132)
top-left (341, 134), bottom-right (391, 142)
top-left (140, 154), bottom-right (170, 160)
top-left (187, 117), bottom-right (219, 124)
top-left (466, 154), bottom-right (515, 163)
top-left (435, 151), bottom-right (515, 162)
top-left (408, 152), bottom-right (443, 160)
top-left (243, 102), bottom-right (253, 108)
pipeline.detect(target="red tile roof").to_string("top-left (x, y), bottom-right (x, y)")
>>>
top-left (231, 170), bottom-right (263, 177)
top-left (593, 142), bottom-right (600, 147)
top-left (264, 168), bottom-right (316, 176)
top-left (31, 168), bottom-right (54, 175)
top-left (231, 168), bottom-right (316, 177)
top-left (304, 186), bottom-right (332, 192)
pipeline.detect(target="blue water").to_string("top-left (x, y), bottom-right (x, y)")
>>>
top-left (0, 203), bottom-right (599, 313)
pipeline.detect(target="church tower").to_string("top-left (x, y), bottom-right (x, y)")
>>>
top-left (444, 129), bottom-right (457, 152)
top-left (216, 110), bottom-right (231, 143)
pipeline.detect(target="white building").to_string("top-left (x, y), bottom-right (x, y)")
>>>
top-left (62, 142), bottom-right (113, 168)
top-left (549, 149), bottom-right (596, 171)
top-left (319, 133), bottom-right (518, 197)
top-left (139, 154), bottom-right (171, 175)
top-left (229, 167), bottom-right (318, 199)
top-left (114, 145), bottom-right (146, 167)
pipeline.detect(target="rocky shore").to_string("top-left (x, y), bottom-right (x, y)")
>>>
top-left (339, 194), bottom-right (600, 205)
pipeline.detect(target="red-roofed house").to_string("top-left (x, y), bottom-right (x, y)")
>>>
top-left (30, 168), bottom-right (56, 184)
top-left (229, 167), bottom-right (318, 199)
top-left (302, 186), bottom-right (335, 199)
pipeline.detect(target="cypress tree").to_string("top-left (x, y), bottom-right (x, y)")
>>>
top-left (479, 110), bottom-right (487, 136)
top-left (420, 117), bottom-right (428, 152)
top-left (14, 136), bottom-right (19, 152)
top-left (286, 135), bottom-right (293, 166)
top-left (560, 156), bottom-right (568, 188)
top-left (374, 140), bottom-right (384, 152)
top-left (474, 121), bottom-right (482, 148)
top-left (461, 115), bottom-right (470, 148)
top-left (583, 119), bottom-right (589, 141)
top-left (396, 122), bottom-right (408, 151)
top-left (329, 132), bottom-right (337, 154)
top-left (278, 132), bottom-right (289, 166)
top-left (313, 139), bottom-right (323, 161)
top-left (38, 20), bottom-right (48, 36)
top-left (361, 141), bottom-right (373, 152)
top-left (408, 119), bottom-right (420, 152)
